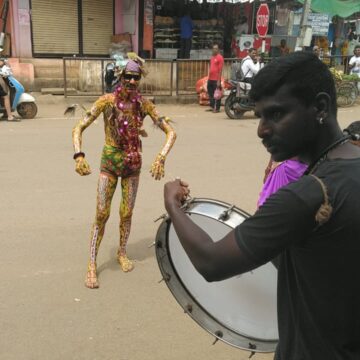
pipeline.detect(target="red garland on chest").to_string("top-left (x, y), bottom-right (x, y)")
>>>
top-left (114, 86), bottom-right (144, 139)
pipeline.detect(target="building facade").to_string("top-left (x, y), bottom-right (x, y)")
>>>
top-left (7, 0), bottom-right (140, 58)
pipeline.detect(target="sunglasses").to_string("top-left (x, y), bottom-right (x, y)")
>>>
top-left (124, 73), bottom-right (141, 81)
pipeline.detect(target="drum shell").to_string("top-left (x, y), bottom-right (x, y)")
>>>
top-left (155, 198), bottom-right (278, 353)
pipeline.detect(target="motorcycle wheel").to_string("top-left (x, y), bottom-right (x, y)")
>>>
top-left (224, 94), bottom-right (246, 119)
top-left (17, 102), bottom-right (38, 119)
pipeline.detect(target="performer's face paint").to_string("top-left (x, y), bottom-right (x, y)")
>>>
top-left (122, 71), bottom-right (141, 92)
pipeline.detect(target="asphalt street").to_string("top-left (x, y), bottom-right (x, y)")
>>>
top-left (1, 95), bottom-right (359, 360)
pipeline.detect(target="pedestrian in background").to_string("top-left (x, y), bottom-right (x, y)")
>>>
top-left (279, 39), bottom-right (290, 56)
top-left (207, 43), bottom-right (224, 113)
top-left (349, 45), bottom-right (360, 90)
top-left (180, 9), bottom-right (193, 59)
top-left (313, 45), bottom-right (321, 59)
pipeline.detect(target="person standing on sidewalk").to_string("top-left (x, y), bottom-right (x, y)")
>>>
top-left (179, 9), bottom-right (193, 59)
top-left (207, 43), bottom-right (224, 113)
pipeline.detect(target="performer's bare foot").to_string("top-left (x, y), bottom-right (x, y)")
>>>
top-left (118, 254), bottom-right (134, 272)
top-left (85, 262), bottom-right (99, 289)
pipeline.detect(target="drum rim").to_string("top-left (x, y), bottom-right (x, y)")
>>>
top-left (155, 198), bottom-right (278, 353)
top-left (186, 197), bottom-right (252, 218)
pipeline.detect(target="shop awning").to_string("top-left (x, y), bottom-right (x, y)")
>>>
top-left (298, 0), bottom-right (360, 18)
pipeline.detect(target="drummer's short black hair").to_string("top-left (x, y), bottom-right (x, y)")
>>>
top-left (345, 121), bottom-right (360, 145)
top-left (250, 52), bottom-right (337, 115)
top-left (345, 121), bottom-right (360, 136)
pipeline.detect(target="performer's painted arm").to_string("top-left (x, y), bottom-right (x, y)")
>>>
top-left (72, 96), bottom-right (107, 176)
top-left (144, 100), bottom-right (177, 180)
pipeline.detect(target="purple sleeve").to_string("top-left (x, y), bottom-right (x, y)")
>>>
top-left (258, 160), bottom-right (308, 207)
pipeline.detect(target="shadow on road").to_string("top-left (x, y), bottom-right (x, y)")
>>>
top-left (97, 236), bottom-right (155, 275)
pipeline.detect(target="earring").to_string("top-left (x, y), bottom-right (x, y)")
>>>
top-left (318, 117), bottom-right (324, 125)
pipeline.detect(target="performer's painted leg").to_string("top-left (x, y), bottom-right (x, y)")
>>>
top-left (117, 175), bottom-right (140, 272)
top-left (86, 172), bottom-right (118, 288)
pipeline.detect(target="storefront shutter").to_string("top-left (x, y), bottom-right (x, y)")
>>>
top-left (82, 0), bottom-right (114, 56)
top-left (31, 0), bottom-right (79, 55)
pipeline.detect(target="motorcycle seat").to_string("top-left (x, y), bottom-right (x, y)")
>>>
top-left (237, 82), bottom-right (252, 91)
top-left (229, 80), bottom-right (251, 91)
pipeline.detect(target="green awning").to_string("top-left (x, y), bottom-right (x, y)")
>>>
top-left (298, 0), bottom-right (360, 18)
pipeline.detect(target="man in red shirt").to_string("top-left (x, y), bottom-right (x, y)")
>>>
top-left (207, 43), bottom-right (224, 113)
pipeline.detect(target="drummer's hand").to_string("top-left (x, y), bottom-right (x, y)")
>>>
top-left (164, 179), bottom-right (190, 212)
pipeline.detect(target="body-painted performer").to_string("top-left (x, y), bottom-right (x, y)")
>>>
top-left (72, 55), bottom-right (176, 289)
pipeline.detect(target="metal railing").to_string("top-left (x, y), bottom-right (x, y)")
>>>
top-left (175, 58), bottom-right (236, 96)
top-left (63, 57), bottom-right (106, 97)
top-left (320, 54), bottom-right (353, 74)
top-left (63, 55), bottom-right (357, 98)
top-left (63, 57), bottom-right (173, 97)
top-left (140, 59), bottom-right (173, 96)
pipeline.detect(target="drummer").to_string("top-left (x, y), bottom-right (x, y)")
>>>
top-left (164, 52), bottom-right (360, 359)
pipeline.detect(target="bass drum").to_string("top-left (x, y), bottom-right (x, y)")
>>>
top-left (155, 198), bottom-right (278, 353)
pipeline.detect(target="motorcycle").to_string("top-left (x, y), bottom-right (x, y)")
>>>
top-left (224, 80), bottom-right (255, 119)
top-left (0, 62), bottom-right (37, 119)
top-left (104, 61), bottom-right (119, 93)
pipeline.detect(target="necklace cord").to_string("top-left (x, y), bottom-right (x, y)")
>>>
top-left (304, 134), bottom-right (352, 175)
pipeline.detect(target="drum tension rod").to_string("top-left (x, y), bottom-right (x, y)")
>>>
top-left (218, 205), bottom-right (235, 221)
top-left (154, 198), bottom-right (194, 223)
top-left (158, 273), bottom-right (171, 284)
top-left (248, 343), bottom-right (257, 358)
top-left (184, 304), bottom-right (193, 314)
top-left (154, 214), bottom-right (167, 223)
top-left (212, 331), bottom-right (223, 345)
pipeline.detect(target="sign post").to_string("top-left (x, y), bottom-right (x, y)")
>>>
top-left (256, 3), bottom-right (270, 38)
top-left (256, 3), bottom-right (270, 54)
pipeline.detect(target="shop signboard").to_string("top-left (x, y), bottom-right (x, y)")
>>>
top-left (307, 13), bottom-right (330, 36)
top-left (256, 4), bottom-right (270, 37)
top-left (234, 35), bottom-right (271, 58)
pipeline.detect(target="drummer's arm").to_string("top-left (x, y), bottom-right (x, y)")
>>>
top-left (164, 182), bottom-right (258, 282)
top-left (168, 203), bottom-right (258, 282)
top-left (164, 178), bottom-right (319, 282)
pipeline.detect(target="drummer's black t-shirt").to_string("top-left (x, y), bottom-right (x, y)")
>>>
top-left (234, 158), bottom-right (360, 360)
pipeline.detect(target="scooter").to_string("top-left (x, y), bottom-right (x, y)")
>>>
top-left (0, 63), bottom-right (38, 119)
top-left (104, 61), bottom-right (118, 93)
top-left (224, 80), bottom-right (255, 119)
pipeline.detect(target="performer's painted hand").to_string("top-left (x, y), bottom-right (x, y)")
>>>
top-left (150, 154), bottom-right (166, 180)
top-left (75, 157), bottom-right (92, 176)
top-left (164, 179), bottom-right (190, 211)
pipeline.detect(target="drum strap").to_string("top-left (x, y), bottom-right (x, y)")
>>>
top-left (310, 175), bottom-right (333, 226)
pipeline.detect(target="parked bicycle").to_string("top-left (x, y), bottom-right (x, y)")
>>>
top-left (330, 67), bottom-right (359, 108)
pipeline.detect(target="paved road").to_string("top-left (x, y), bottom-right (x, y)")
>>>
top-left (1, 96), bottom-right (359, 360)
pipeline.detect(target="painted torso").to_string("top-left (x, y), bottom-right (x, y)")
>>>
top-left (97, 92), bottom-right (150, 151)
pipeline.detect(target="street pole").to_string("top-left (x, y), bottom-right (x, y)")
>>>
top-left (298, 0), bottom-right (312, 49)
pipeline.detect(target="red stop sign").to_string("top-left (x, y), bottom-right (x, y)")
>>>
top-left (256, 4), bottom-right (270, 38)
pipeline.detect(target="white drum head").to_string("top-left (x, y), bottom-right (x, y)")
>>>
top-left (155, 198), bottom-right (278, 353)
top-left (169, 215), bottom-right (278, 341)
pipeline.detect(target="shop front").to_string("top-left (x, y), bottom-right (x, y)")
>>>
top-left (140, 0), bottom-right (294, 60)
top-left (142, 0), bottom-right (257, 59)
top-left (30, 0), bottom-right (114, 57)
